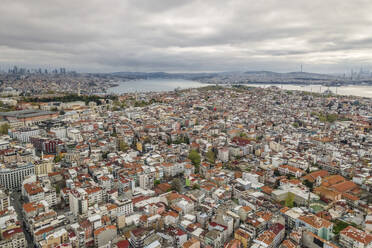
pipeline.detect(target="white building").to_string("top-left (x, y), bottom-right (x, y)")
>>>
top-left (175, 199), bottom-right (194, 215)
top-left (9, 127), bottom-right (40, 143)
top-left (0, 163), bottom-right (35, 190)
top-left (50, 127), bottom-right (67, 139)
top-left (69, 188), bottom-right (88, 216)
top-left (67, 128), bottom-right (83, 142)
top-left (113, 198), bottom-right (133, 216)
top-left (218, 148), bottom-right (229, 162)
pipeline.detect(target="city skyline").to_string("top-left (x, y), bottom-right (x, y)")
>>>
top-left (1, 0), bottom-right (372, 73)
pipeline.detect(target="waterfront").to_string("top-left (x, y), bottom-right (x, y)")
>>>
top-left (242, 83), bottom-right (372, 98)
top-left (107, 78), bottom-right (204, 94)
top-left (108, 79), bottom-right (372, 98)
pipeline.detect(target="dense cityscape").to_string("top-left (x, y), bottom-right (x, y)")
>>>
top-left (0, 83), bottom-right (369, 248)
top-left (2, 0), bottom-right (372, 247)
top-left (1, 67), bottom-right (372, 96)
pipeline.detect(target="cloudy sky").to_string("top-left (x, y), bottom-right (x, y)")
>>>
top-left (1, 0), bottom-right (372, 73)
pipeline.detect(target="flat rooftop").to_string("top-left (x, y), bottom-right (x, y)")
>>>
top-left (0, 109), bottom-right (57, 118)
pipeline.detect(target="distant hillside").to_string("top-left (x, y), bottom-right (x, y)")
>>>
top-left (111, 71), bottom-right (217, 80)
top-left (244, 71), bottom-right (335, 79)
top-left (108, 70), bottom-right (372, 86)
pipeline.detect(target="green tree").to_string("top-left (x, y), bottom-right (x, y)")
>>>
top-left (303, 180), bottom-right (314, 190)
top-left (285, 192), bottom-right (295, 208)
top-left (326, 114), bottom-right (338, 123)
top-left (119, 140), bottom-right (129, 152)
top-left (171, 178), bottom-right (182, 193)
top-left (55, 184), bottom-right (61, 195)
top-left (192, 184), bottom-right (200, 190)
top-left (102, 152), bottom-right (109, 159)
top-left (54, 154), bottom-right (62, 163)
top-left (0, 123), bottom-right (9, 135)
top-left (319, 114), bottom-right (327, 122)
top-left (205, 148), bottom-right (216, 163)
top-left (333, 220), bottom-right (350, 235)
top-left (154, 180), bottom-right (160, 186)
top-left (188, 149), bottom-right (201, 172)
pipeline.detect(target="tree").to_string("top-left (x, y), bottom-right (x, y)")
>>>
top-left (303, 180), bottom-right (314, 190)
top-left (171, 178), bottom-right (182, 192)
top-left (119, 140), bottom-right (129, 152)
top-left (54, 154), bottom-right (62, 163)
top-left (55, 184), bottom-right (61, 195)
top-left (333, 220), bottom-right (350, 235)
top-left (192, 184), bottom-right (200, 190)
top-left (188, 150), bottom-right (201, 172)
top-left (102, 152), bottom-right (109, 159)
top-left (0, 123), bottom-right (10, 135)
top-left (326, 113), bottom-right (338, 123)
top-left (205, 148), bottom-right (216, 163)
top-left (154, 180), bottom-right (160, 186)
top-left (285, 192), bottom-right (295, 208)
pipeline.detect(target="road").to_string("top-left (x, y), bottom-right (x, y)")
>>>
top-left (10, 192), bottom-right (34, 248)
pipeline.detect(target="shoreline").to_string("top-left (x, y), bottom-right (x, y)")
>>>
top-left (105, 79), bottom-right (372, 99)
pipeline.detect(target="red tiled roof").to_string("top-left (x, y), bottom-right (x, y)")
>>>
top-left (340, 226), bottom-right (372, 245)
top-left (117, 240), bottom-right (130, 248)
top-left (2, 228), bottom-right (23, 240)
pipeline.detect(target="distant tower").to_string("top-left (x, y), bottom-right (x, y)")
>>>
top-left (301, 64), bottom-right (303, 73)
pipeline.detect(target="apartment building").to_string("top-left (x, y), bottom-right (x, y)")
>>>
top-left (340, 226), bottom-right (372, 248)
top-left (0, 163), bottom-right (35, 190)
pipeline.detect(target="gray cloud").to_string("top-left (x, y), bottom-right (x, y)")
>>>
top-left (1, 0), bottom-right (372, 73)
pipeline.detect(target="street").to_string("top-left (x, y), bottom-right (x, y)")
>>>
top-left (10, 192), bottom-right (34, 248)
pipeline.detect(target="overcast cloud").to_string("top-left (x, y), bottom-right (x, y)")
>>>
top-left (1, 0), bottom-right (372, 73)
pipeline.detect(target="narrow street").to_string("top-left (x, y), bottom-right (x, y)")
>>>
top-left (10, 192), bottom-right (34, 248)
